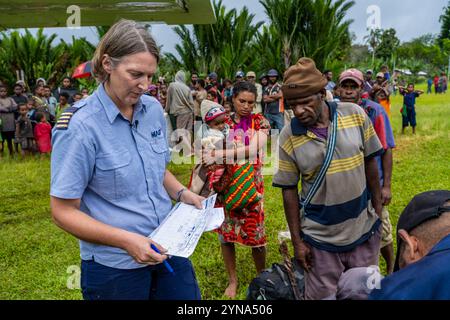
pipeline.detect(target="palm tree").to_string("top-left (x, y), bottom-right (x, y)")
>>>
top-left (47, 36), bottom-right (96, 85)
top-left (260, 0), bottom-right (355, 71)
top-left (0, 29), bottom-right (96, 89)
top-left (167, 0), bottom-right (262, 79)
top-left (252, 24), bottom-right (284, 75)
top-left (301, 0), bottom-right (355, 70)
top-left (259, 0), bottom-right (306, 69)
top-left (0, 29), bottom-right (59, 87)
top-left (219, 6), bottom-right (263, 78)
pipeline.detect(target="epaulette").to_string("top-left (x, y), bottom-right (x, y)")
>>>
top-left (55, 103), bottom-right (86, 130)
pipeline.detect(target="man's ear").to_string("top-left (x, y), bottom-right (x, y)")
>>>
top-left (398, 229), bottom-right (420, 264)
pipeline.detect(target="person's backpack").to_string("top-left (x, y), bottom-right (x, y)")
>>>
top-left (247, 241), bottom-right (305, 300)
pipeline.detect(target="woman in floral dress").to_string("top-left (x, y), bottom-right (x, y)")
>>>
top-left (207, 81), bottom-right (270, 298)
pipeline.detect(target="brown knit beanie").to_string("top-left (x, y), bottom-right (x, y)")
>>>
top-left (281, 57), bottom-right (328, 100)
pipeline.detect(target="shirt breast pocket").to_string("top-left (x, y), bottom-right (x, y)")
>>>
top-left (150, 137), bottom-right (168, 154)
top-left (149, 137), bottom-right (169, 177)
top-left (93, 151), bottom-right (132, 200)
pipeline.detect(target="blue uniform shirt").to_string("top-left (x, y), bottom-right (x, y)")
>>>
top-left (50, 84), bottom-right (172, 269)
top-left (369, 234), bottom-right (450, 300)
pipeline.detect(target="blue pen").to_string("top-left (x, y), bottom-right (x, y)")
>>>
top-left (151, 244), bottom-right (175, 275)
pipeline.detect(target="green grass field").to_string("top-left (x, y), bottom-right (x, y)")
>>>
top-left (1, 85), bottom-right (449, 300)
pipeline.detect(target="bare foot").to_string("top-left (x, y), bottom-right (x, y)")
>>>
top-left (224, 282), bottom-right (238, 299)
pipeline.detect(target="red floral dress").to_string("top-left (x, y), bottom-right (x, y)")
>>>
top-left (215, 113), bottom-right (270, 247)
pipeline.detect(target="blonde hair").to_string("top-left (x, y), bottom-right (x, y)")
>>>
top-left (92, 19), bottom-right (160, 83)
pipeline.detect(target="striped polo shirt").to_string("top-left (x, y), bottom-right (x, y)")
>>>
top-left (273, 101), bottom-right (383, 252)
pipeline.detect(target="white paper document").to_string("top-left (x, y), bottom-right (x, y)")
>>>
top-left (149, 194), bottom-right (224, 258)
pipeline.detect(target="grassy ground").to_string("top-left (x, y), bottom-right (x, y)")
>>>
top-left (1, 85), bottom-right (449, 300)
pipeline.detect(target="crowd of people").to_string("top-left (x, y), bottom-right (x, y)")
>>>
top-left (135, 58), bottom-right (443, 299)
top-left (0, 76), bottom-right (89, 158)
top-left (146, 63), bottom-right (429, 152)
top-left (4, 19), bottom-right (448, 301)
top-left (0, 60), bottom-right (434, 160)
top-left (428, 72), bottom-right (448, 94)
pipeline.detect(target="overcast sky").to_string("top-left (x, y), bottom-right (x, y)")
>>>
top-left (20, 0), bottom-right (449, 54)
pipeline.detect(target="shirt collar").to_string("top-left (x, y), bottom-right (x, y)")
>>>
top-left (96, 84), bottom-right (147, 124)
top-left (291, 101), bottom-right (337, 136)
top-left (428, 234), bottom-right (450, 256)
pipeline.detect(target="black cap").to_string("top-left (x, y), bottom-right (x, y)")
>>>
top-left (394, 190), bottom-right (450, 271)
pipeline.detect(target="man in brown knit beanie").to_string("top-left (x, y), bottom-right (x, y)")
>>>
top-left (273, 57), bottom-right (384, 300)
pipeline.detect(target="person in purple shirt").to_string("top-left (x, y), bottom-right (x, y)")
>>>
top-left (338, 69), bottom-right (396, 274)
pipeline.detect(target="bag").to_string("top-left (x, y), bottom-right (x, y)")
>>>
top-left (223, 117), bottom-right (260, 211)
top-left (400, 104), bottom-right (408, 117)
top-left (247, 241), bottom-right (305, 300)
top-left (224, 162), bottom-right (260, 211)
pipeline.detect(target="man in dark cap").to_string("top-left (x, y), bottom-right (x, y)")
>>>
top-left (273, 57), bottom-right (384, 300)
top-left (235, 70), bottom-right (245, 83)
top-left (263, 69), bottom-right (284, 131)
top-left (370, 190), bottom-right (450, 300)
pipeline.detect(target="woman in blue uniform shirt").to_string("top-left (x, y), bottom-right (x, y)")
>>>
top-left (50, 19), bottom-right (204, 300)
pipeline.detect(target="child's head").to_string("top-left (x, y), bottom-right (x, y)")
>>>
top-left (207, 113), bottom-right (227, 132)
top-left (73, 92), bottom-right (83, 102)
top-left (35, 112), bottom-right (46, 123)
top-left (27, 98), bottom-right (35, 110)
top-left (206, 90), bottom-right (217, 101)
top-left (148, 85), bottom-right (158, 97)
top-left (19, 103), bottom-right (28, 116)
top-left (59, 92), bottom-right (69, 105)
top-left (195, 79), bottom-right (205, 90)
top-left (81, 88), bottom-right (89, 96)
top-left (223, 100), bottom-right (233, 114)
top-left (0, 85), bottom-right (8, 98)
top-left (159, 83), bottom-right (167, 94)
top-left (62, 77), bottom-right (72, 88)
top-left (13, 83), bottom-right (24, 95)
top-left (201, 100), bottom-right (227, 132)
top-left (34, 85), bottom-right (44, 97)
top-left (407, 83), bottom-right (414, 92)
top-left (223, 79), bottom-right (233, 89)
